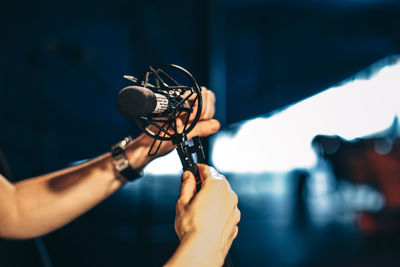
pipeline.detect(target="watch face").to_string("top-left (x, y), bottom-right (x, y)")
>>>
top-left (114, 154), bottom-right (129, 171)
top-left (111, 136), bottom-right (140, 180)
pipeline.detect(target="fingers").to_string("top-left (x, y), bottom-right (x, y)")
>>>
top-left (197, 164), bottom-right (223, 182)
top-left (174, 163), bottom-right (241, 260)
top-left (187, 119), bottom-right (220, 139)
top-left (224, 226), bottom-right (239, 255)
top-left (178, 171), bottom-right (197, 209)
top-left (197, 164), bottom-right (237, 223)
top-left (196, 164), bottom-right (211, 183)
top-left (146, 87), bottom-right (218, 144)
top-left (187, 87), bottom-right (216, 122)
top-left (197, 164), bottom-right (234, 197)
top-left (201, 87), bottom-right (216, 120)
top-left (223, 205), bottom-right (241, 233)
top-left (222, 207), bottom-right (240, 255)
top-left (227, 207), bottom-right (241, 229)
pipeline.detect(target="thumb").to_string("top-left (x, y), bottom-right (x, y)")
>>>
top-left (187, 119), bottom-right (220, 139)
top-left (179, 171), bottom-right (197, 206)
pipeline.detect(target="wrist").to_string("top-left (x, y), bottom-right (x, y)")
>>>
top-left (165, 232), bottom-right (224, 267)
top-left (124, 134), bottom-right (154, 170)
top-left (111, 136), bottom-right (146, 181)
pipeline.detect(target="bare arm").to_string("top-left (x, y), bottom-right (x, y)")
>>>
top-left (0, 88), bottom-right (219, 240)
top-left (0, 135), bottom-right (145, 239)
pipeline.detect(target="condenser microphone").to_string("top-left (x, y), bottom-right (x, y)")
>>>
top-left (117, 86), bottom-right (169, 118)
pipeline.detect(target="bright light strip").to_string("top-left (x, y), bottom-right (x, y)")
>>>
top-left (211, 57), bottom-right (400, 173)
top-left (144, 148), bottom-right (182, 175)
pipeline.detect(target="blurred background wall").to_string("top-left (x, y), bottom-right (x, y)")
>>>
top-left (1, 0), bottom-right (400, 266)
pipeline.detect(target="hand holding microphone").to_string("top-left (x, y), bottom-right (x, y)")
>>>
top-left (117, 65), bottom-right (236, 267)
top-left (170, 164), bottom-right (240, 267)
top-left (117, 84), bottom-right (217, 125)
top-left (118, 85), bottom-right (220, 161)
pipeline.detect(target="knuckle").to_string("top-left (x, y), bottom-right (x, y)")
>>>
top-left (208, 166), bottom-right (219, 176)
top-left (176, 197), bottom-right (186, 208)
top-left (236, 208), bottom-right (241, 223)
top-left (205, 178), bottom-right (227, 193)
top-left (208, 90), bottom-right (216, 100)
top-left (233, 226), bottom-right (239, 238)
top-left (175, 200), bottom-right (182, 211)
top-left (230, 192), bottom-right (239, 206)
top-left (206, 178), bottom-right (222, 188)
top-left (218, 173), bottom-right (227, 180)
top-left (215, 178), bottom-right (228, 189)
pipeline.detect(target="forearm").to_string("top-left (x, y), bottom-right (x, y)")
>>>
top-left (3, 135), bottom-right (150, 239)
top-left (8, 153), bottom-right (120, 239)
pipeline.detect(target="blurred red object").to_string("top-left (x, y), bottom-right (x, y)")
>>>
top-left (313, 134), bottom-right (400, 234)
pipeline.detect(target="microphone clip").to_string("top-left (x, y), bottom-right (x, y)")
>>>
top-left (175, 136), bottom-right (205, 192)
top-left (123, 64), bottom-right (203, 158)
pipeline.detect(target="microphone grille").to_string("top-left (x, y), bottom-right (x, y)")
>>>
top-left (117, 86), bottom-right (157, 118)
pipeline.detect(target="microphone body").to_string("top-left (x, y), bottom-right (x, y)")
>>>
top-left (117, 86), bottom-right (170, 118)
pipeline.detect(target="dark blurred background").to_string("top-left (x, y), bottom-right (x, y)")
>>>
top-left (1, 0), bottom-right (400, 266)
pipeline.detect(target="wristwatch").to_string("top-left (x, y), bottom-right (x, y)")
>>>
top-left (111, 136), bottom-right (143, 181)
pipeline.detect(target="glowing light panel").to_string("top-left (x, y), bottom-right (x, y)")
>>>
top-left (211, 57), bottom-right (400, 173)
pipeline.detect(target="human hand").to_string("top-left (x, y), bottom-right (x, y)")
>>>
top-left (172, 164), bottom-right (240, 266)
top-left (126, 88), bottom-right (220, 170)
